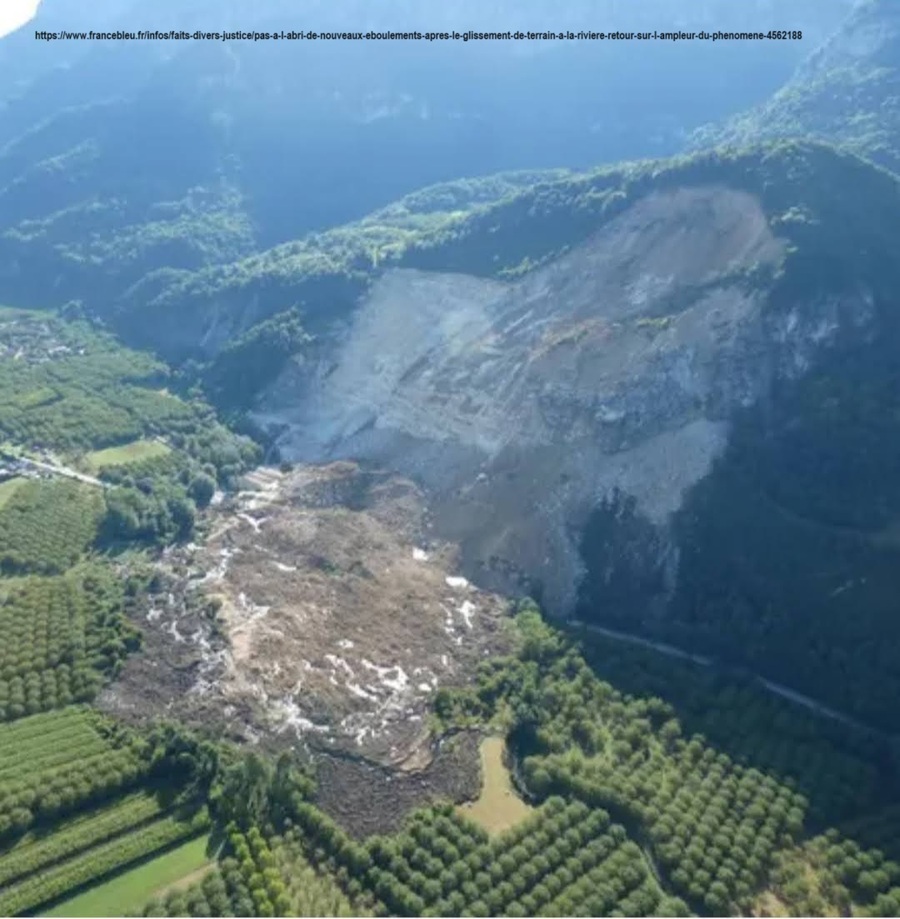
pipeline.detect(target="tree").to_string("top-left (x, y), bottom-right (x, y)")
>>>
top-left (421, 877), bottom-right (442, 903)
top-left (189, 473), bottom-right (216, 508)
top-left (165, 893), bottom-right (188, 917)
top-left (704, 880), bottom-right (731, 914)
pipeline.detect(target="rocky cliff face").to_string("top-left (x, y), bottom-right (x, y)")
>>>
top-left (252, 183), bottom-right (876, 617)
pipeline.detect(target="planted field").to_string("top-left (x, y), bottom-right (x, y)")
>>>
top-left (0, 477), bottom-right (24, 511)
top-left (84, 439), bottom-right (171, 473)
top-left (365, 799), bottom-right (666, 917)
top-left (0, 317), bottom-right (188, 454)
top-left (143, 825), bottom-right (357, 919)
top-left (0, 707), bottom-right (149, 840)
top-left (0, 569), bottom-right (137, 722)
top-left (0, 808), bottom-right (210, 916)
top-left (0, 791), bottom-right (166, 888)
top-left (272, 832), bottom-right (359, 917)
top-left (428, 606), bottom-right (900, 916)
top-left (142, 821), bottom-right (364, 918)
top-left (46, 833), bottom-right (212, 918)
top-left (0, 479), bottom-right (102, 575)
top-left (577, 632), bottom-right (885, 825)
top-left (276, 792), bottom-right (675, 919)
top-left (458, 737), bottom-right (533, 836)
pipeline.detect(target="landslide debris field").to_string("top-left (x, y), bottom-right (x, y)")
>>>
top-left (254, 186), bottom-right (814, 615)
top-left (101, 462), bottom-right (511, 772)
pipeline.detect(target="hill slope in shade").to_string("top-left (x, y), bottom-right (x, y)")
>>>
top-left (0, 0), bottom-right (850, 318)
top-left (691, 0), bottom-right (900, 173)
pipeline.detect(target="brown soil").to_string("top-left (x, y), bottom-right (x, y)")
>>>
top-left (152, 864), bottom-right (217, 899)
top-left (100, 462), bottom-right (512, 788)
top-left (313, 731), bottom-right (482, 838)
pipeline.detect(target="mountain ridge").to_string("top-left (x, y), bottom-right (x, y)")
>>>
top-left (240, 141), bottom-right (900, 730)
top-left (690, 0), bottom-right (900, 173)
top-left (0, 0), bottom-right (852, 334)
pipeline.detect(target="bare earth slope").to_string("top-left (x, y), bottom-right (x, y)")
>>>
top-left (253, 184), bottom-right (873, 615)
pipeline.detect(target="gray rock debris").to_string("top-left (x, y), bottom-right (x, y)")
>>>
top-left (253, 184), bottom-right (873, 615)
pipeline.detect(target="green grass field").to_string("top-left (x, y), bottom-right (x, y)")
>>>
top-left (44, 834), bottom-right (212, 918)
top-left (0, 476), bottom-right (24, 511)
top-left (457, 736), bottom-right (534, 836)
top-left (83, 439), bottom-right (170, 472)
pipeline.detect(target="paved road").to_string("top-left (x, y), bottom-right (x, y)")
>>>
top-left (16, 456), bottom-right (106, 488)
top-left (570, 619), bottom-right (885, 738)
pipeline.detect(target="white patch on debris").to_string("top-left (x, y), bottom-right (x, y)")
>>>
top-left (272, 560), bottom-right (297, 572)
top-left (237, 513), bottom-right (267, 533)
top-left (458, 599), bottom-right (476, 629)
top-left (340, 714), bottom-right (374, 747)
top-left (337, 639), bottom-right (354, 650)
top-left (412, 547), bottom-right (429, 561)
top-left (270, 697), bottom-right (331, 736)
top-left (383, 667), bottom-right (408, 693)
top-left (347, 682), bottom-right (379, 701)
top-left (325, 654), bottom-right (356, 680)
top-left (445, 575), bottom-right (470, 589)
top-left (441, 602), bottom-right (458, 641)
top-left (167, 621), bottom-right (185, 643)
top-left (200, 547), bottom-right (237, 584)
top-left (190, 629), bottom-right (207, 648)
top-left (361, 659), bottom-right (409, 693)
top-left (189, 677), bottom-right (217, 697)
top-left (237, 592), bottom-right (270, 622)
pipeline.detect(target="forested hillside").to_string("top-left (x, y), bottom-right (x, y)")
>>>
top-left (72, 138), bottom-right (899, 369)
top-left (0, 0), bottom-right (848, 327)
top-left (691, 0), bottom-right (900, 172)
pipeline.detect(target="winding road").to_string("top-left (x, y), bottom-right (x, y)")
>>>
top-left (569, 619), bottom-right (887, 739)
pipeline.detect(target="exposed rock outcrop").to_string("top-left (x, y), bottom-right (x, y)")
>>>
top-left (253, 185), bottom-right (875, 616)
